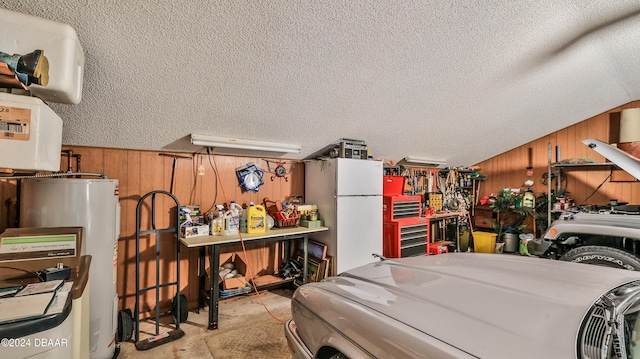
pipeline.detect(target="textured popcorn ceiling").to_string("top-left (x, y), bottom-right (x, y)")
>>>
top-left (2, 1), bottom-right (640, 166)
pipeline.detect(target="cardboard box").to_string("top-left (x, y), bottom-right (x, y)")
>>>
top-left (300, 219), bottom-right (324, 228)
top-left (181, 225), bottom-right (209, 238)
top-left (179, 205), bottom-right (202, 224)
top-left (219, 253), bottom-right (247, 290)
top-left (295, 204), bottom-right (318, 213)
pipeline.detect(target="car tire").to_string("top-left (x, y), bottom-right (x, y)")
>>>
top-left (560, 245), bottom-right (640, 271)
top-left (172, 294), bottom-right (188, 324)
top-left (117, 309), bottom-right (134, 342)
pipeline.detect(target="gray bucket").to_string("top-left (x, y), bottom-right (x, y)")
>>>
top-left (503, 233), bottom-right (519, 253)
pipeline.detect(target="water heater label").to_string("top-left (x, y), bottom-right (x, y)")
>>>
top-left (0, 105), bottom-right (30, 141)
top-left (0, 234), bottom-right (76, 261)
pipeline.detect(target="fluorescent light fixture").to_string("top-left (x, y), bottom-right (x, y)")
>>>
top-left (191, 134), bottom-right (301, 154)
top-left (398, 156), bottom-right (447, 167)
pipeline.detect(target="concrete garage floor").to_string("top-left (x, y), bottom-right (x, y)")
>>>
top-left (118, 288), bottom-right (294, 359)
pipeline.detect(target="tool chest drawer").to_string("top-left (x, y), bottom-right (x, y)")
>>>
top-left (383, 195), bottom-right (422, 221)
top-left (383, 217), bottom-right (429, 258)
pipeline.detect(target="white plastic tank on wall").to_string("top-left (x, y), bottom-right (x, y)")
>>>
top-left (0, 8), bottom-right (85, 104)
top-left (20, 178), bottom-right (120, 359)
top-left (0, 92), bottom-right (63, 172)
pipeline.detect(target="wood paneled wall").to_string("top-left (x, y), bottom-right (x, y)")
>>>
top-left (4, 101), bottom-right (640, 314)
top-left (1, 147), bottom-right (304, 314)
top-left (474, 101), bottom-right (640, 206)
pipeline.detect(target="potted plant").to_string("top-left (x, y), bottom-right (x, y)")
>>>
top-left (534, 188), bottom-right (569, 235)
top-left (490, 188), bottom-right (534, 252)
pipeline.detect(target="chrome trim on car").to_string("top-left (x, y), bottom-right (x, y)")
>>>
top-left (580, 281), bottom-right (640, 359)
top-left (581, 303), bottom-right (612, 358)
top-left (285, 319), bottom-right (313, 359)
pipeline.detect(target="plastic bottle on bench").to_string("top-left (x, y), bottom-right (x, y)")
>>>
top-left (211, 205), bottom-right (225, 236)
top-left (221, 210), bottom-right (232, 236)
top-left (239, 202), bottom-right (251, 233)
top-left (247, 203), bottom-right (267, 234)
top-left (229, 201), bottom-right (242, 233)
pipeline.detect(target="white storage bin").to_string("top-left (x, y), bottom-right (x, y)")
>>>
top-left (0, 92), bottom-right (62, 171)
top-left (0, 8), bottom-right (84, 104)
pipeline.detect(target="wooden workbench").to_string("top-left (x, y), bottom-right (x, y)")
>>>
top-left (180, 226), bottom-right (329, 329)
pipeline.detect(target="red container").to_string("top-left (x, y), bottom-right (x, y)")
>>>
top-left (428, 242), bottom-right (449, 255)
top-left (383, 195), bottom-right (422, 222)
top-left (383, 217), bottom-right (430, 258)
top-left (269, 209), bottom-right (300, 227)
top-left (383, 176), bottom-right (405, 196)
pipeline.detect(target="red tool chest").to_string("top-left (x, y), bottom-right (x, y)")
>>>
top-left (383, 195), bottom-right (422, 222)
top-left (383, 217), bottom-right (430, 258)
top-left (382, 192), bottom-right (449, 258)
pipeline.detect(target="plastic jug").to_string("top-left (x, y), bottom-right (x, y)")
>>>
top-left (228, 201), bottom-right (242, 233)
top-left (239, 202), bottom-right (252, 233)
top-left (211, 217), bottom-right (223, 236)
top-left (523, 189), bottom-right (535, 208)
top-left (221, 210), bottom-right (233, 236)
top-left (210, 205), bottom-right (225, 236)
top-left (247, 204), bottom-right (267, 234)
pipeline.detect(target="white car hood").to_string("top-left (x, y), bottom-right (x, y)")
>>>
top-left (309, 253), bottom-right (640, 358)
top-left (582, 138), bottom-right (640, 181)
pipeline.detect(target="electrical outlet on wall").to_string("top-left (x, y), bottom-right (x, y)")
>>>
top-left (198, 164), bottom-right (205, 176)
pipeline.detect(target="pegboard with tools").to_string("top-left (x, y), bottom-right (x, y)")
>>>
top-left (407, 170), bottom-right (428, 194)
top-left (436, 168), bottom-right (484, 215)
top-left (402, 169), bottom-right (437, 196)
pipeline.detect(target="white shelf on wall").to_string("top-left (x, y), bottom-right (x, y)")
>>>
top-left (551, 162), bottom-right (619, 171)
top-left (546, 144), bottom-right (620, 228)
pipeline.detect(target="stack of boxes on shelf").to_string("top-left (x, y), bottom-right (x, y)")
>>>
top-left (382, 176), bottom-right (448, 257)
top-left (179, 205), bottom-right (209, 238)
top-left (296, 203), bottom-right (322, 228)
top-left (425, 192), bottom-right (443, 212)
top-left (0, 9), bottom-right (85, 172)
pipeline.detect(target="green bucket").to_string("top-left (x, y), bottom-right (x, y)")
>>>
top-left (459, 229), bottom-right (470, 252)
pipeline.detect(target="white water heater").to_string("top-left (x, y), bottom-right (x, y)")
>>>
top-left (20, 178), bottom-right (120, 359)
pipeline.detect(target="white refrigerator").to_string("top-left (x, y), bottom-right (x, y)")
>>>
top-left (305, 158), bottom-right (383, 274)
top-left (20, 178), bottom-right (120, 359)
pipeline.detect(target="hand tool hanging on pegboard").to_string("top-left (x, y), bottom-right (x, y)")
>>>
top-left (159, 153), bottom-right (193, 195)
top-left (427, 170), bottom-right (434, 193)
top-left (413, 170), bottom-right (418, 195)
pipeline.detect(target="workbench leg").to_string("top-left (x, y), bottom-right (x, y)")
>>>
top-left (199, 247), bottom-right (205, 310)
top-left (209, 244), bottom-right (220, 330)
top-left (283, 240), bottom-right (290, 265)
top-left (456, 216), bottom-right (460, 252)
top-left (303, 235), bottom-right (308, 284)
top-left (426, 221), bottom-right (431, 255)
